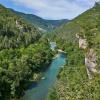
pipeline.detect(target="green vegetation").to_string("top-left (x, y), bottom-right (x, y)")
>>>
top-left (0, 4), bottom-right (42, 49)
top-left (47, 3), bottom-right (100, 100)
top-left (0, 4), bottom-right (53, 100)
top-left (0, 2), bottom-right (100, 100)
top-left (11, 9), bottom-right (69, 32)
top-left (47, 43), bottom-right (100, 100)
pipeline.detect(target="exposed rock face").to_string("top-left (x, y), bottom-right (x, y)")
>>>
top-left (76, 33), bottom-right (79, 38)
top-left (79, 38), bottom-right (88, 49)
top-left (16, 20), bottom-right (23, 32)
top-left (76, 33), bottom-right (88, 49)
top-left (38, 27), bottom-right (46, 32)
top-left (76, 34), bottom-right (100, 79)
top-left (50, 42), bottom-right (57, 51)
top-left (85, 49), bottom-right (99, 79)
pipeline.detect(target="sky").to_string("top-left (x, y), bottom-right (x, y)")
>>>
top-left (0, 0), bottom-right (99, 20)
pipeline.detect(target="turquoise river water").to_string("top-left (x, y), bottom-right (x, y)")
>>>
top-left (22, 53), bottom-right (66, 100)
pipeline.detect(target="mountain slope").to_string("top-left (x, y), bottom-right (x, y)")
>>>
top-left (0, 4), bottom-right (53, 100)
top-left (0, 4), bottom-right (41, 49)
top-left (50, 2), bottom-right (100, 43)
top-left (11, 9), bottom-right (69, 32)
top-left (48, 3), bottom-right (100, 100)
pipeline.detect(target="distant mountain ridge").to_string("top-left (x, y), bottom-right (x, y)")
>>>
top-left (10, 9), bottom-right (69, 32)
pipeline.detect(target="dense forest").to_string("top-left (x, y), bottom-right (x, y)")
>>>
top-left (0, 4), bottom-right (53, 100)
top-left (47, 3), bottom-right (100, 100)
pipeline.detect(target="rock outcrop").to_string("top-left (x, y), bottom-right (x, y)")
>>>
top-left (16, 20), bottom-right (24, 33)
top-left (79, 38), bottom-right (88, 49)
top-left (76, 33), bottom-right (88, 49)
top-left (85, 49), bottom-right (100, 79)
top-left (76, 34), bottom-right (100, 79)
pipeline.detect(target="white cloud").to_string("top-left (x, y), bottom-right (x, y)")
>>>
top-left (11, 0), bottom-right (97, 19)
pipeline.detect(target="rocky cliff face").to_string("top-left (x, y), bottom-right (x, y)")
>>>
top-left (76, 33), bottom-right (88, 49)
top-left (79, 38), bottom-right (87, 49)
top-left (85, 49), bottom-right (100, 79)
top-left (76, 34), bottom-right (100, 79)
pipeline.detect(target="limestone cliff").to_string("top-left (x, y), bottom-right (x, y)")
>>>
top-left (76, 34), bottom-right (100, 79)
top-left (85, 49), bottom-right (100, 79)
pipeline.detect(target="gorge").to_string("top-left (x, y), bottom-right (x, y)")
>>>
top-left (0, 1), bottom-right (100, 100)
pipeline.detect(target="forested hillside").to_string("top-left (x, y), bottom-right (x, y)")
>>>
top-left (11, 9), bottom-right (69, 32)
top-left (47, 3), bottom-right (100, 100)
top-left (0, 4), bottom-right (53, 100)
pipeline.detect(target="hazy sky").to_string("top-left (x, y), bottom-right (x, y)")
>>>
top-left (0, 0), bottom-right (99, 20)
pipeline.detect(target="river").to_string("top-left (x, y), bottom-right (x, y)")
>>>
top-left (22, 53), bottom-right (66, 100)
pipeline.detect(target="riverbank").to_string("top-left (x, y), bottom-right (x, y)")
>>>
top-left (52, 54), bottom-right (59, 59)
top-left (21, 53), bottom-right (66, 100)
